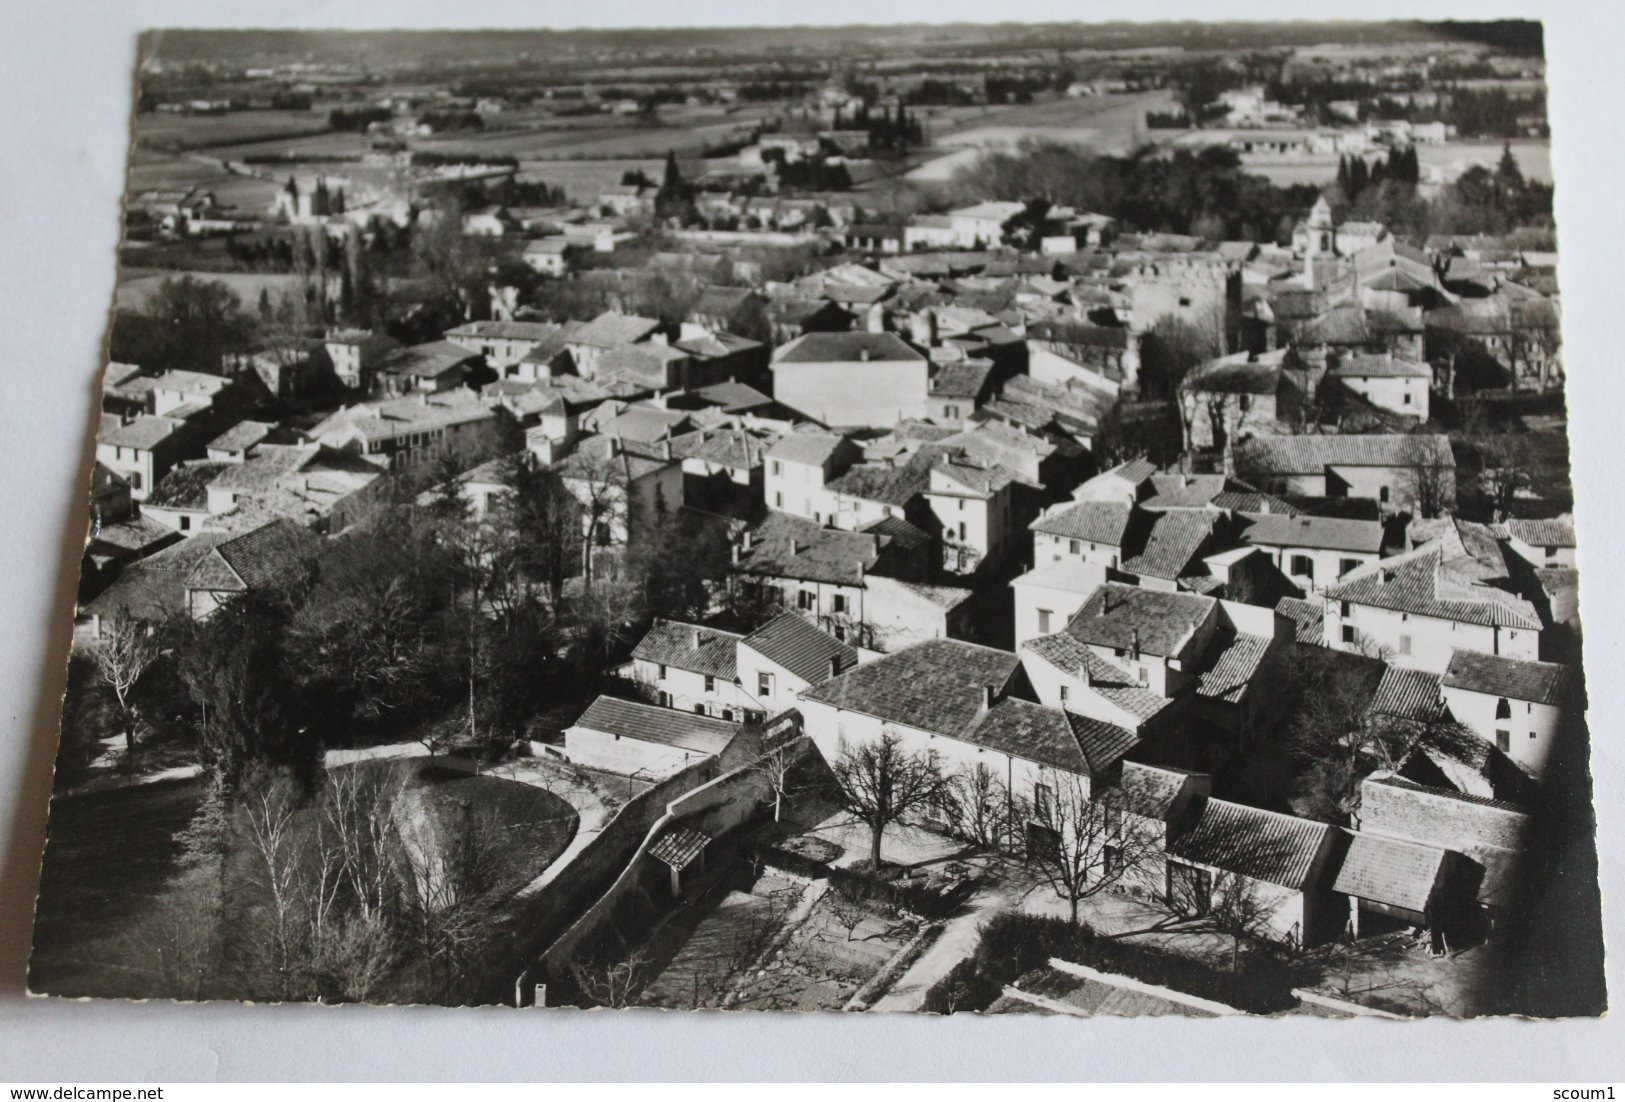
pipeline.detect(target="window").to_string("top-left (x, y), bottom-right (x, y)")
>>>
top-left (1545, 545), bottom-right (1558, 559)
top-left (944, 404), bottom-right (960, 419)
top-left (774, 491), bottom-right (783, 508)
top-left (704, 675), bottom-right (716, 694)
top-left (757, 671), bottom-right (774, 698)
top-left (1104, 805), bottom-right (1123, 838)
top-left (1339, 601), bottom-right (1351, 617)
top-left (1178, 296), bottom-right (1192, 307)
top-left (1398, 635), bottom-right (1411, 655)
top-left (1339, 558), bottom-right (1359, 576)
top-left (1058, 684), bottom-right (1069, 704)
top-left (179, 515), bottom-right (191, 531)
top-left (832, 593), bottom-right (848, 615)
top-left (958, 499), bottom-right (966, 511)
top-left (771, 460), bottom-right (782, 476)
top-left (1069, 539), bottom-right (1081, 555)
top-left (1496, 729), bottom-right (1511, 752)
top-left (658, 691), bottom-right (671, 707)
top-left (1168, 862), bottom-right (1212, 915)
top-left (1341, 625), bottom-right (1356, 644)
top-left (833, 625), bottom-right (847, 642)
top-left (797, 590), bottom-right (815, 611)
top-left (957, 522), bottom-right (967, 541)
top-left (1290, 554), bottom-right (1314, 579)
top-left (1379, 486), bottom-right (1391, 504)
top-left (658, 664), bottom-right (667, 680)
top-left (1037, 609), bottom-right (1052, 634)
top-left (722, 709), bottom-right (734, 721)
top-left (694, 704), bottom-right (706, 715)
top-left (1495, 697), bottom-right (1511, 719)
top-left (1137, 667), bottom-right (1149, 685)
top-left (1032, 783), bottom-right (1054, 819)
top-left (1103, 844), bottom-right (1123, 877)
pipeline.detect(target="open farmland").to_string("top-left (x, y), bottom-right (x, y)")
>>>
top-left (136, 109), bottom-right (334, 151)
top-left (127, 149), bottom-right (283, 210)
top-left (909, 89), bottom-right (1176, 180)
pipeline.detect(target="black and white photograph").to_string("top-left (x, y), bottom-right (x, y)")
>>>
top-left (16, 14), bottom-right (1606, 1029)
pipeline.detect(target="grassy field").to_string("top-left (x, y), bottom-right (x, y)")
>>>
top-left (115, 269), bottom-right (306, 312)
top-left (136, 109), bottom-right (334, 151)
top-left (28, 776), bottom-right (207, 998)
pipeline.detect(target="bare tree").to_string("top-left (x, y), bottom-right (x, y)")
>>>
top-left (1021, 774), bottom-right (1162, 925)
top-left (238, 769), bottom-right (308, 999)
top-left (829, 730), bottom-right (951, 870)
top-left (1166, 866), bottom-right (1282, 969)
top-left (754, 735), bottom-right (804, 824)
top-left (942, 763), bottom-right (1014, 852)
top-left (1403, 438), bottom-right (1456, 519)
top-left (91, 614), bottom-right (160, 755)
top-left (570, 947), bottom-right (652, 1009)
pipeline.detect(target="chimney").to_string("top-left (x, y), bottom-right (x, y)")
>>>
top-left (608, 435), bottom-right (621, 457)
top-left (1259, 500), bottom-right (1271, 515)
top-left (789, 538), bottom-right (800, 556)
top-left (858, 345), bottom-right (870, 362)
top-left (981, 684), bottom-right (996, 712)
top-left (691, 627), bottom-right (703, 649)
top-left (731, 543), bottom-right (741, 565)
top-left (829, 654), bottom-right (842, 678)
top-left (1078, 663), bottom-right (1091, 688)
top-left (1130, 627), bottom-right (1141, 660)
top-left (743, 530), bottom-right (753, 552)
top-left (662, 439), bottom-right (672, 461)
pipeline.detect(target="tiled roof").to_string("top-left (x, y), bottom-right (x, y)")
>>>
top-left (1330, 353), bottom-right (1431, 379)
top-left (102, 415), bottom-right (183, 450)
top-left (1332, 832), bottom-right (1447, 912)
top-left (1194, 632), bottom-right (1272, 704)
top-left (766, 432), bottom-right (850, 467)
top-left (81, 533), bottom-right (230, 622)
top-left (1021, 636), bottom-right (1171, 722)
top-left (828, 460), bottom-right (931, 509)
top-left (649, 826), bottom-right (710, 870)
top-left (800, 639), bottom-right (1021, 739)
top-left (1501, 517), bottom-right (1575, 549)
top-left (375, 341), bottom-right (476, 379)
top-left (555, 435), bottom-right (673, 484)
top-left (1065, 583), bottom-right (1215, 657)
top-left (445, 320), bottom-right (565, 341)
top-left (1324, 545), bottom-right (1541, 630)
top-left (632, 619), bottom-right (742, 681)
top-left (734, 512), bottom-right (887, 587)
top-left (1168, 797), bottom-right (1333, 890)
top-left (741, 612), bottom-right (858, 686)
top-left (1121, 510), bottom-right (1217, 581)
top-left (690, 380), bottom-right (771, 411)
top-left (1369, 666), bottom-right (1446, 723)
top-left (1441, 649), bottom-right (1570, 705)
top-left (860, 515), bottom-right (932, 552)
top-left (1116, 762), bottom-right (1202, 821)
top-left (774, 331), bottom-right (924, 364)
top-left (930, 361), bottom-right (994, 399)
top-left (146, 461), bottom-right (230, 510)
top-left (1031, 500), bottom-right (1134, 544)
top-left (1011, 559), bottom-right (1107, 595)
top-left (207, 421), bottom-right (274, 454)
top-left (670, 427), bottom-right (769, 471)
top-left (569, 312), bottom-right (661, 349)
top-left (868, 574), bottom-right (975, 611)
top-left (1235, 433), bottom-right (1455, 474)
top-left (1240, 514), bottom-right (1384, 554)
top-left (961, 699), bottom-right (1138, 775)
top-left (1185, 349), bottom-right (1287, 396)
top-left (187, 518), bottom-right (319, 594)
top-left (571, 695), bottom-right (737, 755)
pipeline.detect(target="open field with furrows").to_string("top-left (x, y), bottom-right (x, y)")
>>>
top-left (136, 109), bottom-right (335, 150)
top-left (907, 89), bottom-right (1177, 181)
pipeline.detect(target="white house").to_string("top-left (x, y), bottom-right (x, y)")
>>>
top-left (1329, 353), bottom-right (1432, 420)
top-left (1239, 513), bottom-right (1386, 596)
top-left (771, 332), bottom-right (928, 429)
top-left (1439, 649), bottom-right (1572, 778)
top-left (629, 619), bottom-right (753, 721)
top-left (563, 695), bottom-right (738, 779)
top-left (735, 611), bottom-right (861, 717)
top-left (1010, 559), bottom-right (1108, 649)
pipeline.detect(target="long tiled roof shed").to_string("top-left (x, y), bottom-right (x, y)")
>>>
top-left (1236, 433), bottom-right (1455, 475)
top-left (632, 619), bottom-right (743, 681)
top-left (800, 639), bottom-right (1020, 739)
top-left (1441, 649), bottom-right (1571, 705)
top-left (734, 512), bottom-right (894, 587)
top-left (1368, 665), bottom-right (1447, 723)
top-left (1501, 517), bottom-right (1576, 549)
top-left (1324, 546), bottom-right (1541, 630)
top-left (571, 695), bottom-right (737, 756)
top-left (1240, 514), bottom-right (1384, 554)
top-left (1168, 797), bottom-right (1335, 890)
top-left (1332, 832), bottom-right (1450, 915)
top-left (741, 612), bottom-right (858, 686)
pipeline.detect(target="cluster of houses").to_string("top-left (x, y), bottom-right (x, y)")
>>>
top-left (86, 177), bottom-right (1576, 957)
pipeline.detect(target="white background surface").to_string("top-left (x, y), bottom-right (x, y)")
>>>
top-left (0, 0), bottom-right (1622, 1082)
